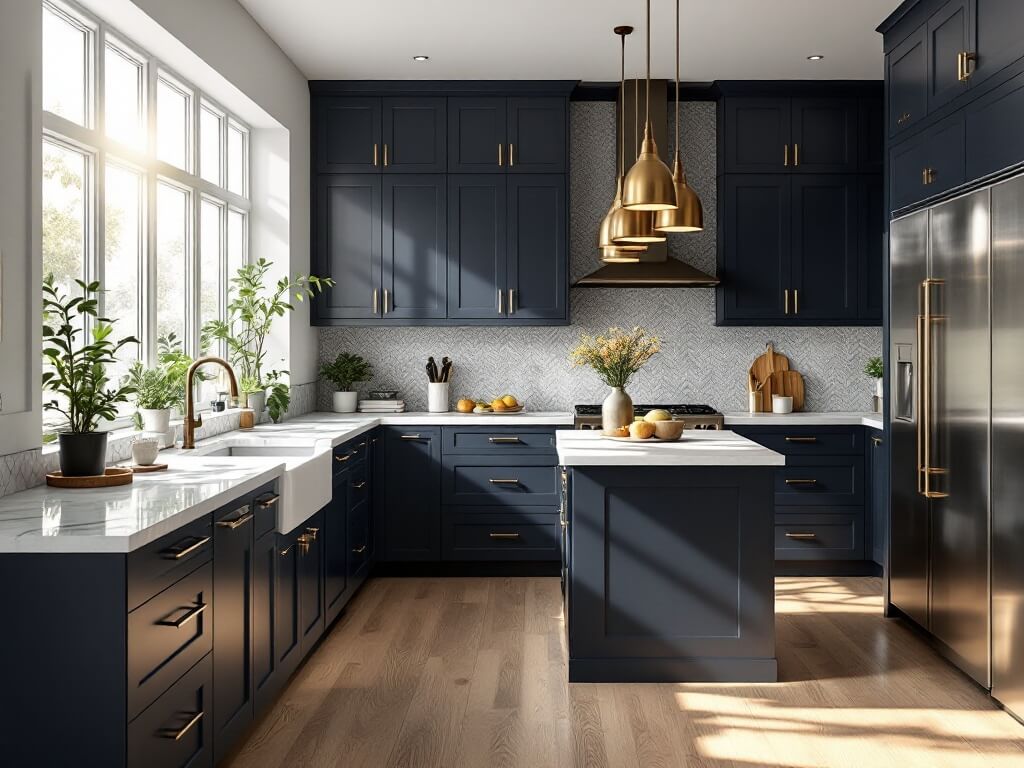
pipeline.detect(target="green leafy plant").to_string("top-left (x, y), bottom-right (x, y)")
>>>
top-left (201, 259), bottom-right (333, 400)
top-left (157, 332), bottom-right (197, 412)
top-left (266, 370), bottom-right (290, 423)
top-left (320, 352), bottom-right (373, 392)
top-left (864, 356), bottom-right (884, 379)
top-left (42, 275), bottom-right (139, 432)
top-left (570, 327), bottom-right (661, 389)
top-left (123, 361), bottom-right (178, 411)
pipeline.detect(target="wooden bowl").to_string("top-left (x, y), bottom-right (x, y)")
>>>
top-left (653, 420), bottom-right (686, 441)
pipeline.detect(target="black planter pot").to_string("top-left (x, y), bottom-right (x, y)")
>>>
top-left (58, 432), bottom-right (109, 477)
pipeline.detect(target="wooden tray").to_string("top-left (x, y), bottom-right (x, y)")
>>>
top-left (46, 467), bottom-right (134, 488)
top-left (127, 463), bottom-right (168, 473)
top-left (470, 405), bottom-right (525, 415)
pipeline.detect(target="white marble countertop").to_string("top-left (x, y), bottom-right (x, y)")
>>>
top-left (556, 430), bottom-right (786, 467)
top-left (0, 411), bottom-right (573, 554)
top-left (723, 411), bottom-right (883, 430)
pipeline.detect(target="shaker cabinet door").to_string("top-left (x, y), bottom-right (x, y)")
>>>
top-left (448, 97), bottom-right (507, 172)
top-left (790, 98), bottom-right (858, 173)
top-left (506, 174), bottom-right (567, 321)
top-left (379, 428), bottom-right (441, 561)
top-left (888, 26), bottom-right (928, 137)
top-left (507, 97), bottom-right (566, 173)
top-left (970, 0), bottom-right (1024, 87)
top-left (316, 96), bottom-right (381, 173)
top-left (382, 97), bottom-right (446, 172)
top-left (927, 0), bottom-right (970, 112)
top-left (382, 175), bottom-right (447, 319)
top-left (446, 175), bottom-right (507, 320)
top-left (722, 98), bottom-right (792, 173)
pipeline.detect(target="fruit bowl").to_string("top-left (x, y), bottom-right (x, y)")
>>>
top-left (653, 420), bottom-right (685, 440)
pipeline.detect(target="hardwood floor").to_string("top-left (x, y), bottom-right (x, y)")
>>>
top-left (227, 577), bottom-right (1024, 768)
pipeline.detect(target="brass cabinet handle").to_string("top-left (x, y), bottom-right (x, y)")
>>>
top-left (357, 442), bottom-right (366, 448)
top-left (373, 143), bottom-right (378, 166)
top-left (897, 112), bottom-right (912, 126)
top-left (383, 143), bottom-right (389, 167)
top-left (297, 533), bottom-right (312, 554)
top-left (784, 478), bottom-right (818, 486)
top-left (794, 143), bottom-right (799, 167)
top-left (162, 535), bottom-right (211, 560)
top-left (488, 478), bottom-right (519, 485)
top-left (163, 711), bottom-right (204, 741)
top-left (488, 436), bottom-right (521, 444)
top-left (922, 167), bottom-right (936, 185)
top-left (373, 288), bottom-right (379, 313)
top-left (383, 288), bottom-right (390, 314)
top-left (353, 481), bottom-right (367, 489)
top-left (958, 51), bottom-right (976, 81)
top-left (305, 526), bottom-right (319, 540)
top-left (784, 532), bottom-right (817, 540)
top-left (335, 453), bottom-right (352, 462)
top-left (871, 436), bottom-right (883, 447)
top-left (784, 288), bottom-right (790, 314)
top-left (217, 511), bottom-right (254, 529)
top-left (783, 144), bottom-right (789, 167)
top-left (509, 143), bottom-right (514, 167)
top-left (158, 602), bottom-right (207, 628)
top-left (489, 532), bottom-right (520, 540)
top-left (794, 288), bottom-right (799, 314)
top-left (257, 494), bottom-right (280, 509)
top-left (784, 436), bottom-right (817, 443)
top-left (508, 288), bottom-right (515, 314)
top-left (498, 288), bottom-right (504, 314)
top-left (279, 544), bottom-right (295, 556)
top-left (498, 143), bottom-right (503, 166)
top-left (400, 433), bottom-right (421, 440)
top-left (352, 544), bottom-right (367, 554)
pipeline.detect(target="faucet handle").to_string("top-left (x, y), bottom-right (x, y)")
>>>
top-left (192, 414), bottom-right (203, 429)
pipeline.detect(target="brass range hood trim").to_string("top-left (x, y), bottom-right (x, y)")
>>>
top-left (574, 257), bottom-right (719, 288)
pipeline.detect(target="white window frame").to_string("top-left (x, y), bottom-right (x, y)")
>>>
top-left (41, 0), bottom-right (251, 429)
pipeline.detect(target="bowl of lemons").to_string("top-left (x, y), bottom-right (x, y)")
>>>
top-left (455, 394), bottom-right (523, 414)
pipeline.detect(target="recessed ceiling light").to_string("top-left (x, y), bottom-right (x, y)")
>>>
top-left (807, 54), bottom-right (824, 61)
top-left (413, 55), bottom-right (429, 62)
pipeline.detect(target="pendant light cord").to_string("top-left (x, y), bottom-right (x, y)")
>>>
top-left (635, 75), bottom-right (640, 159)
top-left (645, 0), bottom-right (651, 127)
top-left (619, 32), bottom-right (626, 177)
top-left (675, 0), bottom-right (680, 160)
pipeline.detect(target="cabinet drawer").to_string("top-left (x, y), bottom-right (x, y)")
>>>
top-left (890, 113), bottom-right (965, 211)
top-left (774, 457), bottom-right (863, 506)
top-left (349, 462), bottom-right (370, 508)
top-left (775, 513), bottom-right (863, 560)
top-left (965, 70), bottom-right (1024, 181)
top-left (128, 562), bottom-right (214, 720)
top-left (442, 426), bottom-right (557, 454)
top-left (253, 485), bottom-right (280, 539)
top-left (443, 519), bottom-right (559, 561)
top-left (127, 514), bottom-right (213, 612)
top-left (737, 427), bottom-right (862, 455)
top-left (443, 458), bottom-right (558, 506)
top-left (333, 437), bottom-right (369, 473)
top-left (127, 653), bottom-right (213, 768)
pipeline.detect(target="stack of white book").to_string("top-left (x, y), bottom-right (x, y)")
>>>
top-left (358, 399), bottom-right (405, 413)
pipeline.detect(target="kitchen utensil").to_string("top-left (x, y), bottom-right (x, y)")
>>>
top-left (439, 357), bottom-right (452, 383)
top-left (426, 359), bottom-right (437, 383)
top-left (46, 467), bottom-right (134, 489)
top-left (772, 394), bottom-right (794, 414)
top-left (749, 343), bottom-right (791, 412)
top-left (428, 382), bottom-right (449, 413)
top-left (769, 369), bottom-right (806, 411)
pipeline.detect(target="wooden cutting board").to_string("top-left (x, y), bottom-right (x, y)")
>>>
top-left (749, 343), bottom-right (791, 412)
top-left (769, 370), bottom-right (806, 411)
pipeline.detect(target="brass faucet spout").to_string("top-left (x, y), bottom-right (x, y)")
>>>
top-left (182, 356), bottom-right (239, 449)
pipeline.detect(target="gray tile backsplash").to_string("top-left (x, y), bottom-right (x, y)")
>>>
top-left (319, 101), bottom-right (882, 412)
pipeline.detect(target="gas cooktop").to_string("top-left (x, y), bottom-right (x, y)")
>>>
top-left (573, 404), bottom-right (719, 417)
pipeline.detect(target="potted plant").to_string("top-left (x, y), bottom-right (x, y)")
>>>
top-left (123, 361), bottom-right (177, 436)
top-left (266, 369), bottom-right (290, 423)
top-left (865, 356), bottom-right (884, 403)
top-left (570, 326), bottom-right (661, 432)
top-left (202, 258), bottom-right (332, 418)
top-left (42, 275), bottom-right (139, 476)
top-left (321, 353), bottom-right (372, 413)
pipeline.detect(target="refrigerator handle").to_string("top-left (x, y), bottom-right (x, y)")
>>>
top-left (919, 278), bottom-right (949, 499)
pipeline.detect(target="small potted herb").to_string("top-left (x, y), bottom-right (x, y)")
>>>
top-left (864, 356), bottom-right (884, 401)
top-left (42, 275), bottom-right (139, 476)
top-left (123, 361), bottom-right (177, 436)
top-left (321, 353), bottom-right (373, 413)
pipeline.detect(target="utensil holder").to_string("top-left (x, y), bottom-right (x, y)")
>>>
top-left (428, 382), bottom-right (449, 413)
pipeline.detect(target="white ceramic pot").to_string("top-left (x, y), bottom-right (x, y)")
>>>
top-left (875, 378), bottom-right (884, 398)
top-left (131, 438), bottom-right (160, 466)
top-left (246, 390), bottom-right (266, 416)
top-left (427, 382), bottom-right (449, 413)
top-left (772, 394), bottom-right (794, 414)
top-left (333, 390), bottom-right (358, 413)
top-left (139, 408), bottom-right (170, 434)
top-left (602, 387), bottom-right (634, 432)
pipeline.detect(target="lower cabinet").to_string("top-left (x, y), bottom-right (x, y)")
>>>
top-left (274, 525), bottom-right (305, 684)
top-left (378, 426), bottom-right (442, 561)
top-left (868, 429), bottom-right (888, 566)
top-left (324, 468), bottom-right (350, 625)
top-left (299, 510), bottom-right (325, 655)
top-left (252, 524), bottom-right (280, 715)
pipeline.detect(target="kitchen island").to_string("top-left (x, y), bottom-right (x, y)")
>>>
top-left (557, 430), bottom-right (785, 683)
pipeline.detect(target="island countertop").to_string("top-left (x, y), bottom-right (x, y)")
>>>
top-left (556, 430), bottom-right (786, 467)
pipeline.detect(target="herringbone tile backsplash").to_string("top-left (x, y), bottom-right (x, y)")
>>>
top-left (319, 101), bottom-right (881, 413)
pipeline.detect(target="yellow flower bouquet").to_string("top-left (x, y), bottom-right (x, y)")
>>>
top-left (570, 326), bottom-right (661, 389)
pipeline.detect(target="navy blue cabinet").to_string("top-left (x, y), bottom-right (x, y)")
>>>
top-left (448, 96), bottom-right (566, 173)
top-left (791, 98), bottom-right (859, 172)
top-left (868, 430), bottom-right (888, 567)
top-left (927, 0), bottom-right (970, 111)
top-left (315, 96), bottom-right (381, 173)
top-left (382, 97), bottom-right (446, 172)
top-left (970, 0), bottom-right (1024, 87)
top-left (383, 174), bottom-right (447, 319)
top-left (858, 174), bottom-right (885, 322)
top-left (965, 68), bottom-right (1024, 180)
top-left (722, 98), bottom-right (791, 173)
top-left (506, 97), bottom-right (567, 173)
top-left (274, 526), bottom-right (304, 682)
top-left (324, 468), bottom-right (350, 625)
top-left (889, 112), bottom-right (966, 211)
top-left (299, 510), bottom-right (324, 655)
top-left (378, 427), bottom-right (442, 561)
top-left (888, 25), bottom-right (928, 137)
top-left (252, 523), bottom-right (280, 715)
top-left (506, 174), bottom-right (567, 320)
top-left (447, 174), bottom-right (506, 320)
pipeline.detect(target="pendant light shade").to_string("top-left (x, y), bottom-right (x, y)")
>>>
top-left (611, 75), bottom-right (665, 245)
top-left (600, 245), bottom-right (642, 264)
top-left (655, 0), bottom-right (704, 232)
top-left (622, 0), bottom-right (677, 212)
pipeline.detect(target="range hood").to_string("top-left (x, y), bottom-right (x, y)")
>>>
top-left (575, 78), bottom-right (718, 289)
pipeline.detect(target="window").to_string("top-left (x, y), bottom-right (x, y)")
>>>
top-left (41, 0), bottom-right (250, 428)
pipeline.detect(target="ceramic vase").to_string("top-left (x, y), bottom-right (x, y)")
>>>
top-left (602, 386), bottom-right (634, 432)
top-left (333, 390), bottom-right (357, 413)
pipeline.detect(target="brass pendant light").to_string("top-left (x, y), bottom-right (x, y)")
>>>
top-left (622, 0), bottom-right (678, 211)
top-left (610, 75), bottom-right (665, 245)
top-left (655, 0), bottom-right (703, 232)
top-left (598, 26), bottom-right (646, 262)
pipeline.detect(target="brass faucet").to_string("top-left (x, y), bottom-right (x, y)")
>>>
top-left (182, 356), bottom-right (239, 449)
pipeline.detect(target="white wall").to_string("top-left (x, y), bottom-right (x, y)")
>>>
top-left (0, 1), bottom-right (43, 455)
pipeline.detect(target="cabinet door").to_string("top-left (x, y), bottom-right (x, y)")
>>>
top-left (314, 175), bottom-right (381, 321)
top-left (506, 174), bottom-right (566, 321)
top-left (888, 26), bottom-right (928, 136)
top-left (448, 97), bottom-right (507, 172)
top-left (790, 175), bottom-right (858, 322)
top-left (274, 530), bottom-right (303, 680)
top-left (299, 511), bottom-right (324, 655)
top-left (791, 98), bottom-right (858, 173)
top-left (348, 500), bottom-right (371, 584)
top-left (379, 428), bottom-right (441, 561)
top-left (858, 174), bottom-right (885, 323)
top-left (869, 430), bottom-right (887, 566)
top-left (252, 528), bottom-right (279, 715)
top-left (965, 69), bottom-right (1024, 180)
top-left (447, 175), bottom-right (507, 320)
top-left (212, 502), bottom-right (255, 762)
top-left (382, 175), bottom-right (447, 319)
top-left (927, 0), bottom-right (970, 111)
top-left (315, 97), bottom-right (381, 173)
top-left (722, 98), bottom-right (791, 173)
top-left (717, 175), bottom-right (791, 323)
top-left (969, 0), bottom-right (1024, 87)
top-left (324, 471), bottom-right (349, 624)
top-left (507, 97), bottom-right (566, 173)
top-left (382, 97), bottom-right (446, 172)
top-left (889, 113), bottom-right (966, 212)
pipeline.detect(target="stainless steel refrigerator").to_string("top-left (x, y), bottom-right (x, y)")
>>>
top-left (890, 171), bottom-right (1024, 720)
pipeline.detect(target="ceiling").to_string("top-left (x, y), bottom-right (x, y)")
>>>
top-left (237, 0), bottom-right (903, 82)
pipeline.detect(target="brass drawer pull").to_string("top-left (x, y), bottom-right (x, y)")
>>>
top-left (305, 526), bottom-right (319, 540)
top-left (897, 112), bottom-right (912, 126)
top-left (158, 602), bottom-right (207, 628)
top-left (784, 436), bottom-right (817, 443)
top-left (498, 142), bottom-right (503, 166)
top-left (871, 436), bottom-right (883, 447)
top-left (508, 288), bottom-right (515, 314)
top-left (784, 288), bottom-right (790, 314)
top-left (783, 144), bottom-right (788, 167)
top-left (922, 167), bottom-right (936, 185)
top-left (335, 453), bottom-right (352, 462)
top-left (488, 436), bottom-right (522, 444)
top-left (217, 512), bottom-right (254, 530)
top-left (488, 478), bottom-right (519, 485)
top-left (793, 142), bottom-right (799, 167)
top-left (400, 434), bottom-right (422, 440)
top-left (353, 481), bottom-right (367, 489)
top-left (784, 532), bottom-right (817, 540)
top-left (383, 143), bottom-right (389, 167)
top-left (373, 143), bottom-right (378, 166)
top-left (279, 544), bottom-right (295, 556)
top-left (352, 544), bottom-right (367, 554)
top-left (256, 494), bottom-right (280, 509)
top-left (785, 478), bottom-right (818, 486)
top-left (509, 143), bottom-right (514, 167)
top-left (162, 535), bottom-right (211, 560)
top-left (373, 288), bottom-right (378, 313)
top-left (163, 711), bottom-right (204, 741)
top-left (357, 442), bottom-right (366, 448)
top-left (489, 532), bottom-right (520, 540)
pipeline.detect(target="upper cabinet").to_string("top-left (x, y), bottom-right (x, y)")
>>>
top-left (310, 82), bottom-right (571, 326)
top-left (926, 0), bottom-right (970, 112)
top-left (889, 26), bottom-right (928, 136)
top-left (971, 0), bottom-right (1024, 86)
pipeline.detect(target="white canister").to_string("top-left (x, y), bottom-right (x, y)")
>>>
top-left (333, 390), bottom-right (358, 413)
top-left (428, 382), bottom-right (449, 413)
top-left (772, 394), bottom-right (794, 414)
